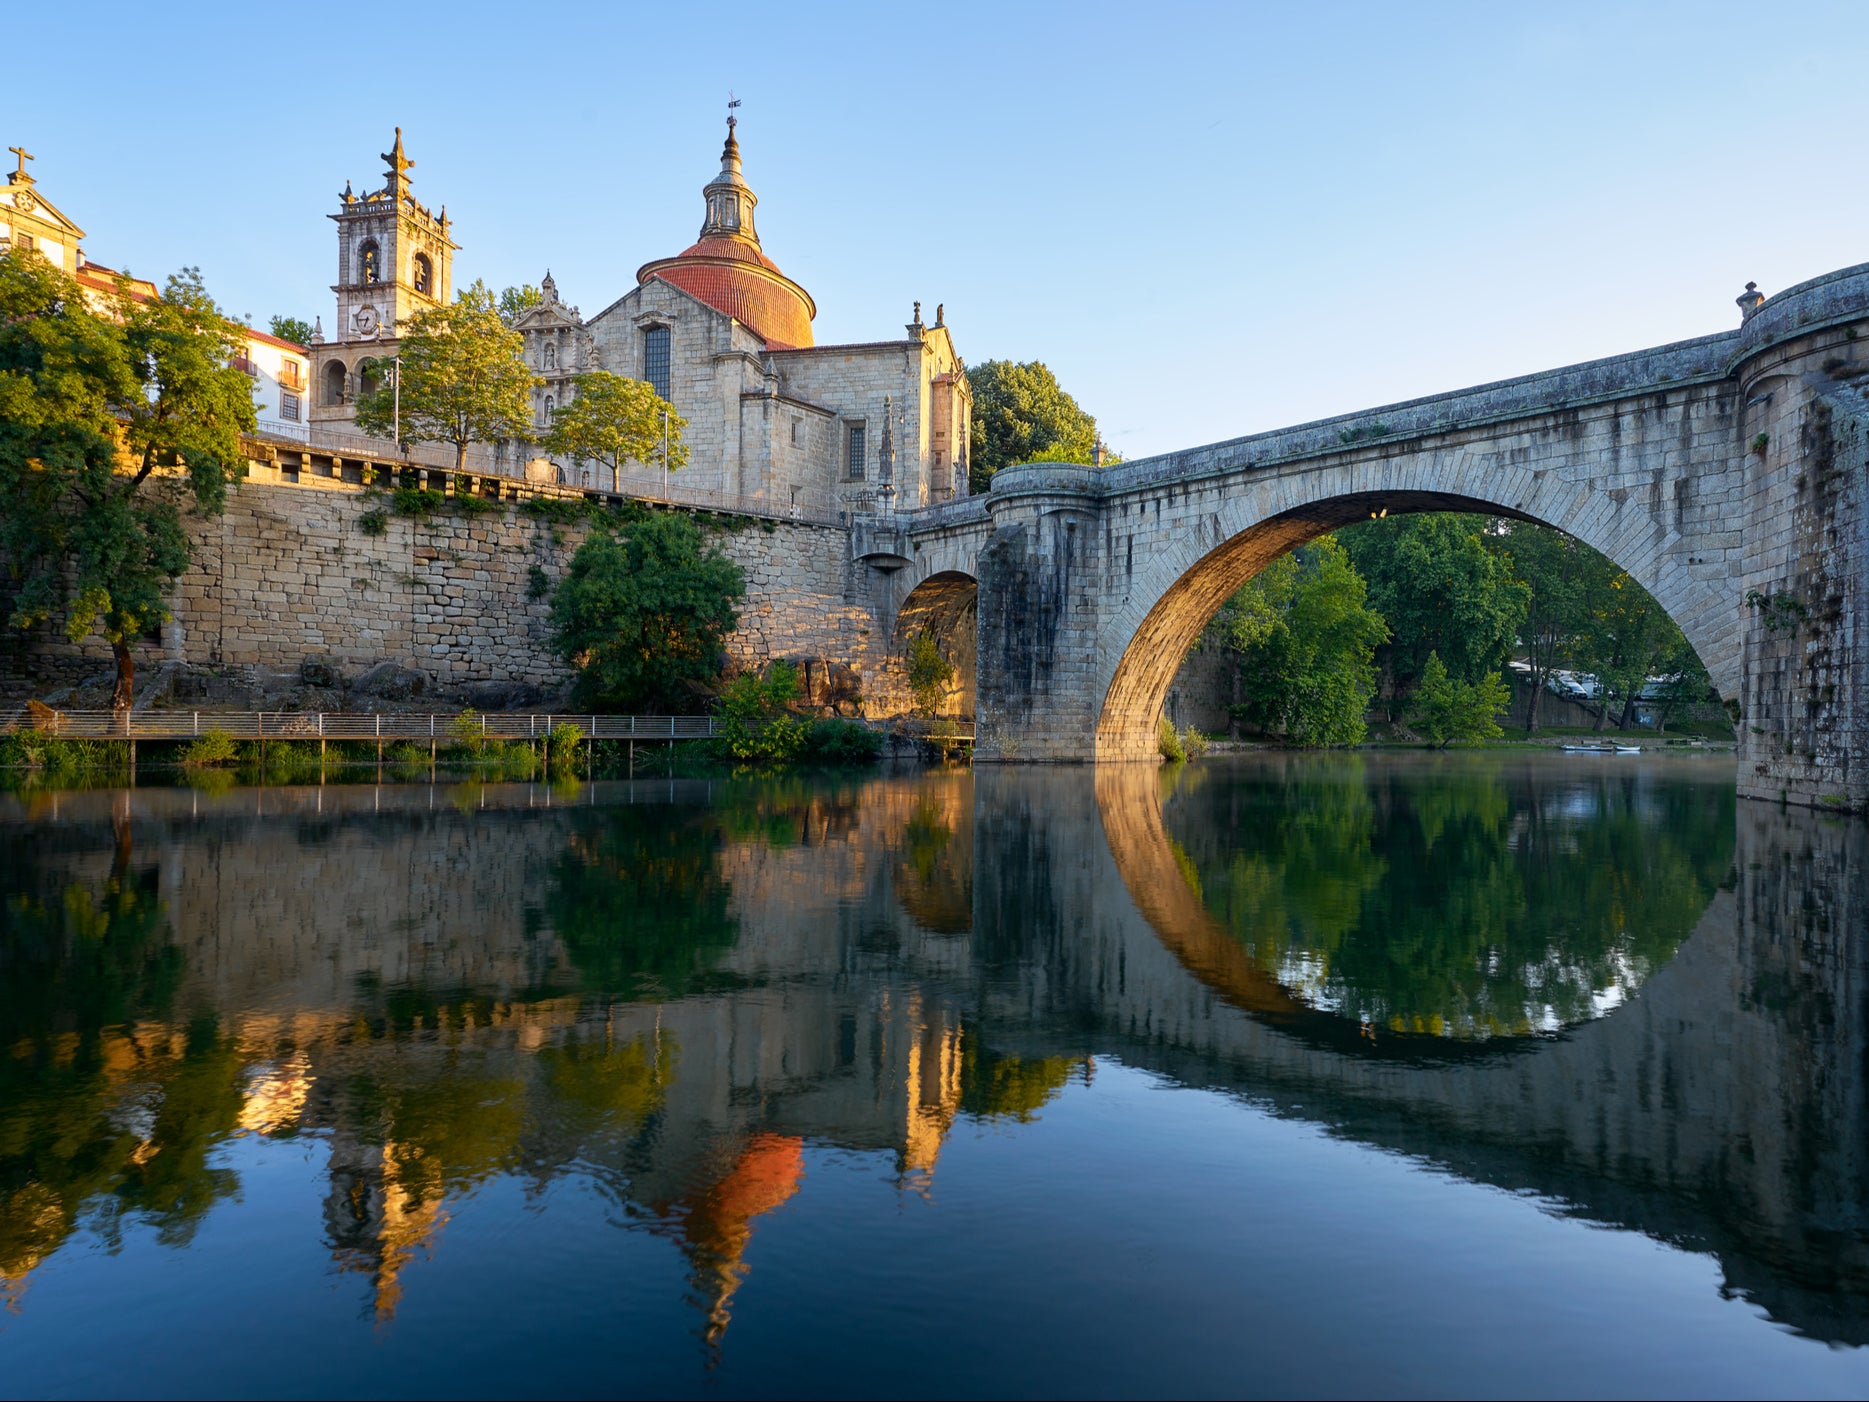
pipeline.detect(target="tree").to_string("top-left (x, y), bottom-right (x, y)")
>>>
top-left (1573, 560), bottom-right (1706, 731)
top-left (906, 631), bottom-right (956, 717)
top-left (267, 315), bottom-right (314, 347)
top-left (0, 254), bottom-right (257, 709)
top-left (1340, 513), bottom-right (1530, 693)
top-left (354, 280), bottom-right (536, 471)
top-left (967, 359), bottom-right (1113, 494)
top-left (498, 284), bottom-right (542, 327)
top-left (541, 371), bottom-right (688, 492)
top-left (714, 660), bottom-right (809, 761)
top-left (1489, 521), bottom-right (1585, 733)
top-left (548, 510), bottom-right (746, 711)
top-left (1206, 537), bottom-right (1388, 746)
top-left (1410, 651), bottom-right (1509, 747)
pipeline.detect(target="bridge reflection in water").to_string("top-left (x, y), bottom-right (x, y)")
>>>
top-left (0, 755), bottom-right (1864, 1367)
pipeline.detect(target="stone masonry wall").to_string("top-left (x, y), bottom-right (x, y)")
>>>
top-left (2, 471), bottom-right (890, 711)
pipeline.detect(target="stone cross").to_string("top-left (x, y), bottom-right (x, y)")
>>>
top-left (8, 146), bottom-right (34, 184)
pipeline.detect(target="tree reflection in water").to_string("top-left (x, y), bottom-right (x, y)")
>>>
top-left (1165, 755), bottom-right (1735, 1038)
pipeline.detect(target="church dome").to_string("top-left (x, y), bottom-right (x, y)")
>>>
top-left (636, 122), bottom-right (816, 349)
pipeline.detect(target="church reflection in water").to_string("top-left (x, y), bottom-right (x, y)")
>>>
top-left (0, 756), bottom-right (1864, 1346)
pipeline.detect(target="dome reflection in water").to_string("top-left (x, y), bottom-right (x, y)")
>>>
top-left (3, 756), bottom-right (1868, 1398)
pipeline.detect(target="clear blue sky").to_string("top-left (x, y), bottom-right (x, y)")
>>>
top-left (9, 0), bottom-right (1866, 458)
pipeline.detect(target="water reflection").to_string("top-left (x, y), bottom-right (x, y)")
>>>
top-left (0, 756), bottom-right (1866, 1387)
top-left (1153, 754), bottom-right (1734, 1039)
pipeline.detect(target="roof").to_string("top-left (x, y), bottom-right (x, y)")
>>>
top-left (638, 252), bottom-right (817, 350)
top-left (243, 327), bottom-right (309, 354)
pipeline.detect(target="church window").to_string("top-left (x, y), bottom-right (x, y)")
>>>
top-left (413, 253), bottom-right (432, 295)
top-left (323, 361), bottom-right (347, 406)
top-left (846, 423), bottom-right (866, 480)
top-left (16, 232), bottom-right (33, 253)
top-left (544, 343), bottom-right (556, 370)
top-left (358, 358), bottom-right (383, 400)
top-left (643, 326), bottom-right (671, 400)
top-left (359, 239), bottom-right (380, 284)
top-left (791, 419), bottom-right (804, 446)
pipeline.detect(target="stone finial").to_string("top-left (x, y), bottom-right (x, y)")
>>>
top-left (541, 270), bottom-right (559, 304)
top-left (310, 316), bottom-right (324, 345)
top-left (908, 302), bottom-right (925, 338)
top-left (935, 303), bottom-right (945, 327)
top-left (381, 127), bottom-right (414, 191)
top-left (341, 179), bottom-right (354, 204)
top-left (1737, 281), bottom-right (1765, 322)
top-left (1092, 435), bottom-right (1106, 468)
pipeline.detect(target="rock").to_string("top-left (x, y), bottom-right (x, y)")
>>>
top-left (353, 661), bottom-right (429, 701)
top-left (458, 680), bottom-right (544, 712)
top-left (299, 658), bottom-right (338, 688)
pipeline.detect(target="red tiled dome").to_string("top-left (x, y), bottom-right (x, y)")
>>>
top-left (637, 240), bottom-right (816, 349)
top-left (636, 124), bottom-right (817, 349)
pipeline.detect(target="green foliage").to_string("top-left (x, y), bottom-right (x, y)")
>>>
top-left (906, 631), bottom-right (956, 717)
top-left (1210, 537), bottom-right (1388, 746)
top-left (547, 722), bottom-right (585, 769)
top-left (354, 279), bottom-right (538, 471)
top-left (714, 661), bottom-right (809, 762)
top-left (545, 806), bottom-right (740, 1001)
top-left (266, 315), bottom-right (314, 347)
top-left (497, 284), bottom-right (542, 327)
top-left (966, 359), bottom-right (1114, 494)
top-left (1410, 652), bottom-right (1509, 747)
top-left (1173, 754), bottom-right (1734, 1039)
top-left (958, 1035), bottom-right (1081, 1122)
top-left (447, 709), bottom-right (495, 759)
top-left (804, 718), bottom-right (884, 764)
top-left (549, 512), bottom-right (746, 711)
top-left (392, 486), bottom-right (445, 517)
top-left (1340, 514), bottom-right (1529, 689)
top-left (179, 728), bottom-right (237, 767)
top-left (1159, 714), bottom-right (1186, 762)
top-left (0, 733), bottom-right (131, 778)
top-left (0, 253), bottom-right (258, 707)
top-left (1178, 725), bottom-right (1209, 758)
top-left (541, 371), bottom-right (689, 492)
top-left (527, 564), bottom-right (551, 600)
top-left (357, 506), bottom-right (389, 536)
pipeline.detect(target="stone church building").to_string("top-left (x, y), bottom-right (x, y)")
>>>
top-left (309, 119), bottom-right (972, 515)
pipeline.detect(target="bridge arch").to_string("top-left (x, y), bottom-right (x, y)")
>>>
top-left (893, 569), bottom-right (977, 718)
top-left (1094, 476), bottom-right (1738, 761)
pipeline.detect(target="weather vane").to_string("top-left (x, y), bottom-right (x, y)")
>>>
top-left (727, 91), bottom-right (741, 133)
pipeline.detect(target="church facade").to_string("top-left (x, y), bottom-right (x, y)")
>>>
top-left (308, 120), bottom-right (973, 515)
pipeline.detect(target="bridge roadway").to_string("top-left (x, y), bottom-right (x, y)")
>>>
top-left (876, 262), bottom-right (1869, 812)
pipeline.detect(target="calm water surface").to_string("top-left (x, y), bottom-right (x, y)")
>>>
top-left (1, 753), bottom-right (1866, 1399)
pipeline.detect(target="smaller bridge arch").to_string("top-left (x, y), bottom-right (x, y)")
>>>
top-left (893, 569), bottom-right (978, 719)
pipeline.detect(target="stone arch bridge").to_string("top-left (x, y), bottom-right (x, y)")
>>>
top-left (865, 263), bottom-right (1869, 811)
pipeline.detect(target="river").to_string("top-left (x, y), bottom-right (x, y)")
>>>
top-left (0, 752), bottom-right (1865, 1398)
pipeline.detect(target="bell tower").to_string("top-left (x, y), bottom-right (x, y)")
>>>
top-left (310, 129), bottom-right (458, 427)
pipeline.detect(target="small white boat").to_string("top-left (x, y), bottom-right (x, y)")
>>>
top-left (1560, 742), bottom-right (1642, 753)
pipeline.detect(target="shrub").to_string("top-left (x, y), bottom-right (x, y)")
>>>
top-left (180, 728), bottom-right (238, 767)
top-left (1410, 651), bottom-right (1510, 748)
top-left (358, 507), bottom-right (390, 537)
top-left (805, 718), bottom-right (884, 764)
top-left (385, 740), bottom-right (430, 765)
top-left (1158, 715), bottom-right (1186, 763)
top-left (448, 709), bottom-right (493, 758)
top-left (715, 661), bottom-right (809, 762)
top-left (547, 722), bottom-right (585, 770)
top-left (1178, 725), bottom-right (1208, 758)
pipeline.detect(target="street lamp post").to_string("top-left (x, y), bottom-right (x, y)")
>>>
top-left (661, 406), bottom-right (670, 501)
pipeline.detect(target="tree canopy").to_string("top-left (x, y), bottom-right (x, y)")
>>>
top-left (1339, 513), bottom-right (1530, 690)
top-left (1204, 537), bottom-right (1388, 746)
top-left (541, 371), bottom-right (688, 492)
top-left (966, 359), bottom-right (1111, 493)
top-left (266, 315), bottom-right (314, 347)
top-left (498, 284), bottom-right (542, 327)
top-left (354, 280), bottom-right (536, 470)
top-left (548, 510), bottom-right (746, 711)
top-left (0, 252), bottom-right (257, 707)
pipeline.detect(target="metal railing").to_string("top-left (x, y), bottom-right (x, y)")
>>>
top-left (1, 709), bottom-right (721, 742)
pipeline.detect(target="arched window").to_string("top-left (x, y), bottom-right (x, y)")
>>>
top-left (357, 358), bottom-right (383, 400)
top-left (323, 360), bottom-right (347, 406)
top-left (358, 239), bottom-right (380, 284)
top-left (544, 342), bottom-right (556, 370)
top-left (643, 325), bottom-right (670, 400)
top-left (413, 253), bottom-right (432, 295)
